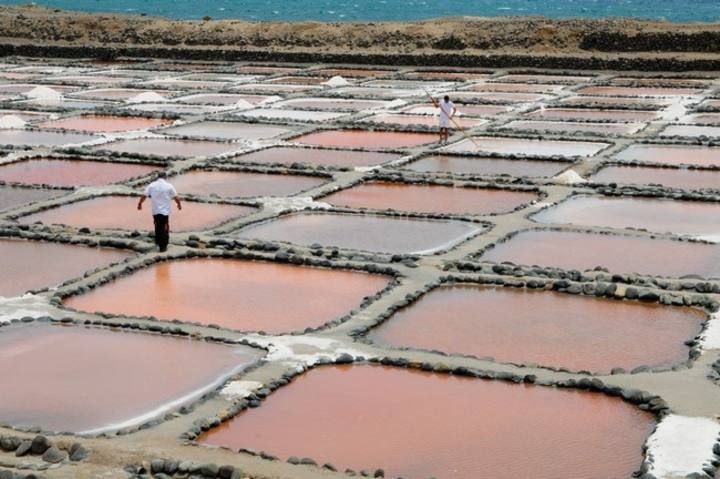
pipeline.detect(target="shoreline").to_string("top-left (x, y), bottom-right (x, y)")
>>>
top-left (1, 5), bottom-right (720, 70)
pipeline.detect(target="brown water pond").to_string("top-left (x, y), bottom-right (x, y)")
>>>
top-left (234, 212), bottom-right (482, 254)
top-left (37, 115), bottom-right (171, 133)
top-left (591, 165), bottom-right (720, 190)
top-left (64, 258), bottom-right (389, 332)
top-left (170, 170), bottom-right (327, 198)
top-left (92, 138), bottom-right (244, 158)
top-left (402, 155), bottom-right (569, 177)
top-left (200, 364), bottom-right (654, 479)
top-left (160, 121), bottom-right (294, 141)
top-left (235, 147), bottom-right (400, 168)
top-left (293, 130), bottom-right (436, 149)
top-left (0, 238), bottom-right (131, 296)
top-left (502, 120), bottom-right (643, 135)
top-left (525, 108), bottom-right (658, 122)
top-left (369, 284), bottom-right (705, 373)
top-left (321, 182), bottom-right (537, 215)
top-left (0, 322), bottom-right (262, 433)
top-left (615, 144), bottom-right (720, 167)
top-left (0, 185), bottom-right (64, 212)
top-left (480, 229), bottom-right (720, 278)
top-left (533, 195), bottom-right (720, 237)
top-left (445, 136), bottom-right (608, 157)
top-left (0, 158), bottom-right (159, 187)
top-left (20, 196), bottom-right (254, 232)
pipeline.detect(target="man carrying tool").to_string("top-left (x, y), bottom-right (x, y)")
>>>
top-left (431, 95), bottom-right (456, 144)
top-left (137, 172), bottom-right (182, 252)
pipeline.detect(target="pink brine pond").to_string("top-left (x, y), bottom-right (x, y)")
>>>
top-left (200, 364), bottom-right (654, 479)
top-left (445, 136), bottom-right (608, 157)
top-left (235, 147), bottom-right (400, 168)
top-left (38, 115), bottom-right (171, 133)
top-left (0, 158), bottom-right (160, 187)
top-left (293, 130), bottom-right (437, 149)
top-left (170, 170), bottom-right (327, 198)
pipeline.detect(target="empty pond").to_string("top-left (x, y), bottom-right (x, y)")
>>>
top-left (533, 195), bottom-right (720, 237)
top-left (20, 196), bottom-right (254, 232)
top-left (445, 136), bottom-right (608, 157)
top-left (321, 182), bottom-right (537, 215)
top-left (160, 121), bottom-right (293, 141)
top-left (615, 144), bottom-right (720, 167)
top-left (0, 322), bottom-right (262, 433)
top-left (0, 238), bottom-right (132, 296)
top-left (63, 258), bottom-right (389, 332)
top-left (402, 155), bottom-right (569, 177)
top-left (369, 284), bottom-right (705, 373)
top-left (38, 115), bottom-right (171, 133)
top-left (200, 365), bottom-right (654, 479)
top-left (293, 130), bottom-right (437, 149)
top-left (92, 138), bottom-right (243, 158)
top-left (480, 230), bottom-right (720, 278)
top-left (591, 165), bottom-right (720, 190)
top-left (234, 212), bottom-right (482, 254)
top-left (0, 158), bottom-right (159, 187)
top-left (170, 170), bottom-right (326, 198)
top-left (235, 147), bottom-right (400, 168)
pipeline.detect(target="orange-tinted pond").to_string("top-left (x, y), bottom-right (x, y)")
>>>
top-left (170, 170), bottom-right (326, 198)
top-left (293, 130), bottom-right (436, 149)
top-left (402, 155), bottom-right (568, 177)
top-left (322, 182), bottom-right (536, 215)
top-left (0, 322), bottom-right (262, 433)
top-left (502, 120), bottom-right (642, 135)
top-left (0, 238), bottom-right (131, 296)
top-left (20, 196), bottom-right (254, 232)
top-left (200, 365), bottom-right (654, 479)
top-left (234, 212), bottom-right (482, 254)
top-left (0, 158), bottom-right (159, 187)
top-left (38, 115), bottom-right (171, 133)
top-left (0, 185), bottom-right (64, 212)
top-left (0, 130), bottom-right (96, 147)
top-left (591, 165), bottom-right (720, 190)
top-left (235, 147), bottom-right (400, 168)
top-left (446, 136), bottom-right (608, 157)
top-left (480, 230), bottom-right (720, 278)
top-left (92, 138), bottom-right (243, 158)
top-left (64, 258), bottom-right (389, 332)
top-left (526, 108), bottom-right (658, 122)
top-left (615, 144), bottom-right (720, 167)
top-left (161, 121), bottom-right (293, 141)
top-left (533, 195), bottom-right (720, 237)
top-left (369, 285), bottom-right (705, 373)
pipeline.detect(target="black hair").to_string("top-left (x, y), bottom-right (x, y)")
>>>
top-left (443, 95), bottom-right (450, 102)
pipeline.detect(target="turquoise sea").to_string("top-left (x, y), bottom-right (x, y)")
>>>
top-left (2, 0), bottom-right (719, 22)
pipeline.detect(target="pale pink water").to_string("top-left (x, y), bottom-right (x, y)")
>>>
top-left (92, 138), bottom-right (243, 158)
top-left (169, 170), bottom-right (326, 198)
top-left (0, 185), bottom-right (64, 212)
top-left (38, 115), bottom-right (171, 133)
top-left (0, 158), bottom-right (159, 186)
top-left (526, 108), bottom-right (658, 122)
top-left (294, 129), bottom-right (436, 149)
top-left (403, 155), bottom-right (568, 177)
top-left (235, 147), bottom-right (400, 167)
top-left (591, 165), bottom-right (720, 190)
top-left (615, 144), bottom-right (720, 167)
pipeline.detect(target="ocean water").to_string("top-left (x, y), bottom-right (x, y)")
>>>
top-left (3, 0), bottom-right (719, 22)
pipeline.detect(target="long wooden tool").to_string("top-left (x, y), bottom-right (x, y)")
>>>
top-left (425, 89), bottom-right (482, 149)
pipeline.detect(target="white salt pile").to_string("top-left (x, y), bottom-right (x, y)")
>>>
top-left (233, 99), bottom-right (254, 109)
top-left (0, 115), bottom-right (27, 129)
top-left (552, 169), bottom-right (587, 185)
top-left (126, 91), bottom-right (167, 103)
top-left (323, 75), bottom-right (350, 87)
top-left (24, 86), bottom-right (62, 100)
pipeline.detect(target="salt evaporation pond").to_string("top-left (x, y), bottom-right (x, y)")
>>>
top-left (38, 115), bottom-right (171, 133)
top-left (360, 113), bottom-right (485, 128)
top-left (64, 258), bottom-right (389, 332)
top-left (503, 120), bottom-right (642, 135)
top-left (480, 230), bottom-right (720, 278)
top-left (469, 82), bottom-right (564, 93)
top-left (200, 365), bottom-right (654, 479)
top-left (533, 195), bottom-right (720, 237)
top-left (369, 284), bottom-right (705, 373)
top-left (234, 212), bottom-right (482, 254)
top-left (0, 129), bottom-right (96, 147)
top-left (402, 103), bottom-right (507, 117)
top-left (170, 170), bottom-right (327, 198)
top-left (497, 74), bottom-right (593, 83)
top-left (661, 125), bottom-right (720, 138)
top-left (20, 196), bottom-right (255, 232)
top-left (526, 108), bottom-right (658, 122)
top-left (235, 147), bottom-right (400, 168)
top-left (445, 136), bottom-right (608, 157)
top-left (0, 238), bottom-right (132, 296)
top-left (70, 88), bottom-right (171, 101)
top-left (238, 109), bottom-right (349, 122)
top-left (321, 182), bottom-right (537, 215)
top-left (0, 158), bottom-right (160, 187)
top-left (0, 322), bottom-right (262, 433)
top-left (0, 185), bottom-right (64, 212)
top-left (92, 138), bottom-right (244, 158)
top-left (173, 93), bottom-right (270, 106)
top-left (590, 165), bottom-right (720, 190)
top-left (161, 121), bottom-right (294, 141)
top-left (577, 86), bottom-right (703, 96)
top-left (615, 144), bottom-right (720, 167)
top-left (274, 97), bottom-right (389, 111)
top-left (402, 155), bottom-right (569, 177)
top-left (293, 129), bottom-right (437, 149)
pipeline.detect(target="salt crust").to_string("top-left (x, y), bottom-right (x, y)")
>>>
top-left (322, 75), bottom-right (350, 87)
top-left (259, 196), bottom-right (330, 214)
top-left (245, 334), bottom-right (369, 372)
top-left (0, 294), bottom-right (56, 324)
top-left (219, 380), bottom-right (264, 400)
top-left (126, 91), bottom-right (167, 104)
top-left (0, 115), bottom-right (27, 129)
top-left (644, 414), bottom-right (720, 479)
top-left (551, 169), bottom-right (587, 185)
top-left (24, 86), bottom-right (62, 100)
top-left (699, 312), bottom-right (720, 350)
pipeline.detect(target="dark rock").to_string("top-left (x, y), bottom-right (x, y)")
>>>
top-left (30, 435), bottom-right (50, 455)
top-left (15, 440), bottom-right (32, 457)
top-left (41, 446), bottom-right (67, 463)
top-left (151, 459), bottom-right (166, 474)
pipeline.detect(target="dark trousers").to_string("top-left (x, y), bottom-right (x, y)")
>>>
top-left (153, 214), bottom-right (170, 251)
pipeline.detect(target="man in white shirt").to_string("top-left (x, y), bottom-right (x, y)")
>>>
top-left (137, 172), bottom-right (182, 252)
top-left (433, 95), bottom-right (456, 144)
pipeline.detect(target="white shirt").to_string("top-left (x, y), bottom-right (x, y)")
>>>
top-left (144, 178), bottom-right (177, 216)
top-left (439, 100), bottom-right (455, 121)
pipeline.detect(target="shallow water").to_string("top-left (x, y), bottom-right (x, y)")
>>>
top-left (0, 322), bottom-right (262, 433)
top-left (0, 185), bottom-right (64, 212)
top-left (321, 181), bottom-right (537, 215)
top-left (402, 155), bottom-right (568, 177)
top-left (369, 284), bottom-right (705, 373)
top-left (661, 125), bottom-right (720, 138)
top-left (0, 129), bottom-right (96, 147)
top-left (169, 170), bottom-right (326, 198)
top-left (160, 121), bottom-right (293, 140)
top-left (38, 115), bottom-right (170, 133)
top-left (577, 86), bottom-right (703, 96)
top-left (0, 158), bottom-right (159, 187)
top-left (200, 364), bottom-right (654, 479)
top-left (503, 120), bottom-right (642, 135)
top-left (235, 147), bottom-right (400, 167)
top-left (615, 144), bottom-right (720, 167)
top-left (234, 212), bottom-right (482, 254)
top-left (445, 136), bottom-right (608, 157)
top-left (480, 229), bottom-right (720, 278)
top-left (293, 129), bottom-right (437, 149)
top-left (274, 97), bottom-right (389, 111)
top-left (0, 238), bottom-right (132, 296)
top-left (526, 108), bottom-right (658, 122)
top-left (360, 113), bottom-right (485, 128)
top-left (591, 165), bottom-right (720, 190)
top-left (92, 138), bottom-right (243, 158)
top-left (64, 258), bottom-right (389, 332)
